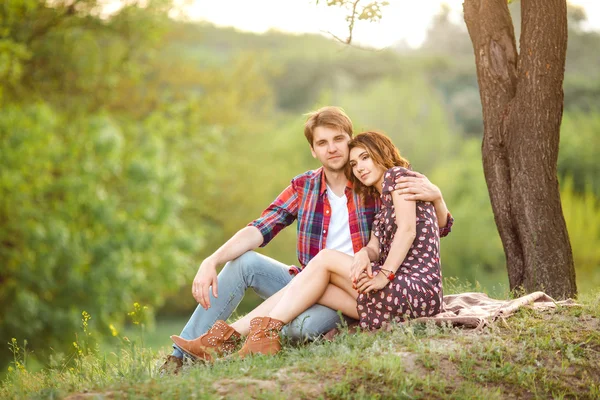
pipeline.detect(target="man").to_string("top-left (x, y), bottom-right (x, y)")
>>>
top-left (161, 106), bottom-right (452, 372)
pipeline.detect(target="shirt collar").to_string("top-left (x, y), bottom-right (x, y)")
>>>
top-left (318, 167), bottom-right (354, 196)
top-left (318, 167), bottom-right (327, 196)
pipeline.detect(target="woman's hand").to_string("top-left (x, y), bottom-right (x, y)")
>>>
top-left (350, 249), bottom-right (372, 285)
top-left (355, 272), bottom-right (389, 294)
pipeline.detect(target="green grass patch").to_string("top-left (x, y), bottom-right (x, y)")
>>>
top-left (2, 292), bottom-right (599, 399)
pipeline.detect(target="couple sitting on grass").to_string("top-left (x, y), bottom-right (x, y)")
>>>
top-left (161, 106), bottom-right (453, 373)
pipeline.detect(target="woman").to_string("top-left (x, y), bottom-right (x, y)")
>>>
top-left (171, 131), bottom-right (443, 360)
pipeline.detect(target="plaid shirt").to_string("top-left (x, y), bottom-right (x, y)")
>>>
top-left (249, 167), bottom-right (453, 274)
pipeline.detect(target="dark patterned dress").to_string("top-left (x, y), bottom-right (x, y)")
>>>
top-left (357, 166), bottom-right (443, 330)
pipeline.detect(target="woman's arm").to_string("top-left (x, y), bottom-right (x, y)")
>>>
top-left (350, 232), bottom-right (380, 283)
top-left (394, 171), bottom-right (449, 229)
top-left (431, 196), bottom-right (449, 229)
top-left (356, 190), bottom-right (416, 293)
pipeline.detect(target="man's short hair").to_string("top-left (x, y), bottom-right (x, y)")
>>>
top-left (304, 106), bottom-right (353, 146)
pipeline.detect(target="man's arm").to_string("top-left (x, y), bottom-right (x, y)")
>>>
top-left (193, 184), bottom-right (299, 309)
top-left (192, 226), bottom-right (263, 309)
top-left (393, 171), bottom-right (451, 230)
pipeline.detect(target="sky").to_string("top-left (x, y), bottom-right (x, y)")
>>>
top-left (180, 0), bottom-right (600, 48)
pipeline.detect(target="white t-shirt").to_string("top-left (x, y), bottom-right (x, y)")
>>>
top-left (325, 184), bottom-right (354, 256)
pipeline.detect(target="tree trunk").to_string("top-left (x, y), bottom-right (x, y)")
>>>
top-left (464, 0), bottom-right (576, 299)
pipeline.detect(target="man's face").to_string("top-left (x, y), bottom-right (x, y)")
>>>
top-left (310, 126), bottom-right (351, 172)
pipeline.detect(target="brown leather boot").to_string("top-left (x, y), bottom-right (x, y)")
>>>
top-left (170, 320), bottom-right (241, 362)
top-left (237, 316), bottom-right (284, 358)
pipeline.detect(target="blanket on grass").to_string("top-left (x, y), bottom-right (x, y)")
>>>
top-left (324, 291), bottom-right (579, 339)
top-left (411, 291), bottom-right (579, 330)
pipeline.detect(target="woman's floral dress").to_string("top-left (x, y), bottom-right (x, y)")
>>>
top-left (357, 166), bottom-right (443, 329)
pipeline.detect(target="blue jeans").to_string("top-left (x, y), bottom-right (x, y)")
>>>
top-left (172, 251), bottom-right (343, 358)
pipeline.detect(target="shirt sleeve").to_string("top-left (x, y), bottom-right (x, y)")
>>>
top-left (288, 265), bottom-right (301, 276)
top-left (439, 213), bottom-right (454, 238)
top-left (248, 184), bottom-right (299, 247)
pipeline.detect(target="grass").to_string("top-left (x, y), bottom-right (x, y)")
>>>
top-left (114, 317), bottom-right (186, 355)
top-left (1, 290), bottom-right (599, 399)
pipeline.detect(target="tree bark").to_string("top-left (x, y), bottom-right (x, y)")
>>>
top-left (464, 0), bottom-right (576, 299)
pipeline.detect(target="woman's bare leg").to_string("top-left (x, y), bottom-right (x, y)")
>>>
top-left (230, 286), bottom-right (287, 335)
top-left (317, 283), bottom-right (359, 319)
top-left (268, 249), bottom-right (358, 324)
top-left (230, 281), bottom-right (358, 335)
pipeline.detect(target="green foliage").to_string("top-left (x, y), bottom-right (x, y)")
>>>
top-left (559, 112), bottom-right (600, 197)
top-left (560, 177), bottom-right (600, 293)
top-left (0, 103), bottom-right (196, 365)
top-left (430, 140), bottom-right (508, 294)
top-left (0, 0), bottom-right (173, 111)
top-left (0, 0), bottom-right (37, 100)
top-left (337, 76), bottom-right (457, 175)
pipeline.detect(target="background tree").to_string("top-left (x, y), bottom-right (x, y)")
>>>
top-left (463, 0), bottom-right (575, 299)
top-left (317, 0), bottom-right (577, 299)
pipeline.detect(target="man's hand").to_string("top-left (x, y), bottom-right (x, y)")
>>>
top-left (355, 272), bottom-right (388, 293)
top-left (192, 258), bottom-right (219, 310)
top-left (394, 171), bottom-right (441, 202)
top-left (350, 249), bottom-right (372, 285)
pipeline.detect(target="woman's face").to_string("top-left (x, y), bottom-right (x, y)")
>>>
top-left (349, 146), bottom-right (385, 191)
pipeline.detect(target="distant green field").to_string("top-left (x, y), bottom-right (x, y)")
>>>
top-left (101, 317), bottom-right (187, 357)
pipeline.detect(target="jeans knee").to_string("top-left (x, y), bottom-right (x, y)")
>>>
top-left (284, 309), bottom-right (342, 341)
top-left (284, 316), bottom-right (321, 341)
top-left (221, 251), bottom-right (259, 283)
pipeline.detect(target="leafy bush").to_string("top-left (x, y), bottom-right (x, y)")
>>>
top-left (0, 104), bottom-right (196, 366)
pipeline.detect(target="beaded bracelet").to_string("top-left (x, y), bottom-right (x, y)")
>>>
top-left (379, 268), bottom-right (396, 281)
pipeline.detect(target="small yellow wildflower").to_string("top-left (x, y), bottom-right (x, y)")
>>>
top-left (109, 324), bottom-right (118, 337)
top-left (73, 341), bottom-right (83, 355)
top-left (128, 302), bottom-right (148, 325)
top-left (81, 311), bottom-right (91, 334)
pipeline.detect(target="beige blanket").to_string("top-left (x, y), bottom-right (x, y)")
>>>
top-left (411, 291), bottom-right (579, 330)
top-left (324, 291), bottom-right (579, 339)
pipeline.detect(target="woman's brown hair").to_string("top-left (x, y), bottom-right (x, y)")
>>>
top-left (346, 131), bottom-right (410, 199)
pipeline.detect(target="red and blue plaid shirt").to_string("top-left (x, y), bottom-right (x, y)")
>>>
top-left (249, 167), bottom-right (453, 274)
